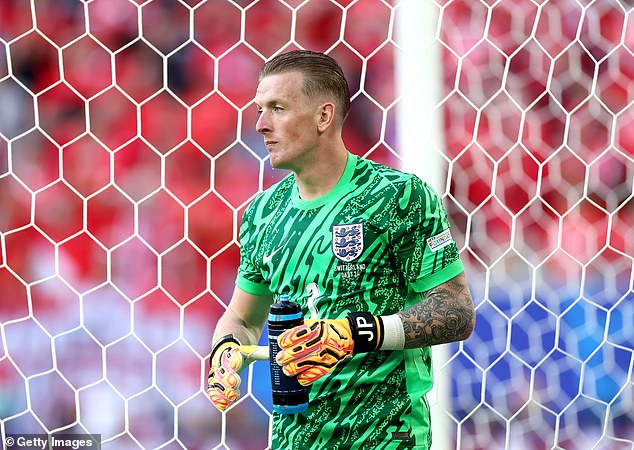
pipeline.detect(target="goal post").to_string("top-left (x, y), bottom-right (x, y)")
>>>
top-left (395, 2), bottom-right (451, 450)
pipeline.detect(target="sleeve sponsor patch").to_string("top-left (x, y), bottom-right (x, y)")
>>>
top-left (426, 229), bottom-right (454, 252)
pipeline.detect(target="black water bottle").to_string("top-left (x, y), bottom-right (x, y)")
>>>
top-left (268, 294), bottom-right (309, 414)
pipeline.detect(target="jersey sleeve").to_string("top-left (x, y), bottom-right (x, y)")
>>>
top-left (389, 176), bottom-right (463, 293)
top-left (235, 203), bottom-right (271, 296)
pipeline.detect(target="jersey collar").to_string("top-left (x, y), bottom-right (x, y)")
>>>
top-left (291, 152), bottom-right (358, 210)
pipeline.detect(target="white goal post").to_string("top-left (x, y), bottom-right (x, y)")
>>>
top-left (395, 2), bottom-right (451, 449)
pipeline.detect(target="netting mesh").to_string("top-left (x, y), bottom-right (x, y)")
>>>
top-left (0, 0), bottom-right (632, 449)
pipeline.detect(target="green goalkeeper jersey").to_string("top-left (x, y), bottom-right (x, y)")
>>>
top-left (236, 153), bottom-right (464, 450)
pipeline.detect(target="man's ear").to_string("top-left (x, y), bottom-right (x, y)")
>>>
top-left (317, 102), bottom-right (336, 133)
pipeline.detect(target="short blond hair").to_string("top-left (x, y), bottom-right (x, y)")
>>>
top-left (259, 50), bottom-right (351, 125)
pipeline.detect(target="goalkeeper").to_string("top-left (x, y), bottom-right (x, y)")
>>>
top-left (207, 50), bottom-right (475, 450)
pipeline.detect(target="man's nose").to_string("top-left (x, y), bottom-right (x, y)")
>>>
top-left (256, 113), bottom-right (270, 134)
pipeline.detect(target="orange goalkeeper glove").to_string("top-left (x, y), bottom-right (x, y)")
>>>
top-left (276, 312), bottom-right (384, 386)
top-left (207, 335), bottom-right (268, 411)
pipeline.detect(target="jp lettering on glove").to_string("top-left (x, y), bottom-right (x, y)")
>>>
top-left (207, 334), bottom-right (269, 411)
top-left (276, 312), bottom-right (405, 386)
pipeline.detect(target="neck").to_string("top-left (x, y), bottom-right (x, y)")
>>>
top-left (295, 143), bottom-right (348, 201)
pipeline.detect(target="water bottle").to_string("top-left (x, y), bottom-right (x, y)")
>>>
top-left (268, 294), bottom-right (309, 414)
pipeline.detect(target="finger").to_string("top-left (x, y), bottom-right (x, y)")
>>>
top-left (279, 353), bottom-right (318, 377)
top-left (276, 344), bottom-right (320, 366)
top-left (221, 348), bottom-right (244, 372)
top-left (207, 383), bottom-right (240, 410)
top-left (207, 371), bottom-right (240, 410)
top-left (218, 363), bottom-right (242, 391)
top-left (208, 358), bottom-right (242, 399)
top-left (207, 367), bottom-right (239, 392)
top-left (281, 358), bottom-right (337, 386)
top-left (277, 321), bottom-right (321, 348)
top-left (280, 347), bottom-right (342, 374)
top-left (277, 323), bottom-right (324, 365)
top-left (207, 386), bottom-right (230, 410)
top-left (297, 366), bottom-right (334, 386)
top-left (207, 383), bottom-right (240, 409)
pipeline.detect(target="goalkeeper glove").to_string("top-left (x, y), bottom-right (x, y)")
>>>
top-left (276, 312), bottom-right (384, 386)
top-left (207, 334), bottom-right (268, 411)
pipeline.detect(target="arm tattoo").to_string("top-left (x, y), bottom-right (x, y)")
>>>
top-left (397, 273), bottom-right (475, 348)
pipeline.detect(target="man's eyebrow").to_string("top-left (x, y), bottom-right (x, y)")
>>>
top-left (254, 99), bottom-right (283, 108)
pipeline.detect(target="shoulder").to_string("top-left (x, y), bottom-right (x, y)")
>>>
top-left (354, 156), bottom-right (432, 197)
top-left (354, 158), bottom-right (448, 227)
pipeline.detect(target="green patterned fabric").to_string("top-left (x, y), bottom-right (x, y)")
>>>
top-left (236, 153), bottom-right (463, 449)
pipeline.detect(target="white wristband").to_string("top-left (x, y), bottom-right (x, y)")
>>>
top-left (379, 314), bottom-right (405, 350)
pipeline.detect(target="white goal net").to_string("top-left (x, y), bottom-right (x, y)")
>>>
top-left (0, 0), bottom-right (632, 449)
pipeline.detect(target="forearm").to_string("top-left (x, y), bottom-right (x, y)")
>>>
top-left (212, 286), bottom-right (272, 346)
top-left (396, 272), bottom-right (475, 349)
top-left (212, 305), bottom-right (265, 346)
top-left (275, 274), bottom-right (474, 385)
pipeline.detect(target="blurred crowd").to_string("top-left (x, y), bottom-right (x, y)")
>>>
top-left (0, 0), bottom-right (632, 449)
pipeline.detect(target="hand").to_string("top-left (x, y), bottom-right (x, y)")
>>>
top-left (276, 319), bottom-right (355, 386)
top-left (207, 335), bottom-right (268, 411)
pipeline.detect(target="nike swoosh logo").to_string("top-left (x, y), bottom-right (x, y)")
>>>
top-left (263, 246), bottom-right (283, 265)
